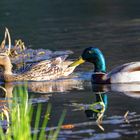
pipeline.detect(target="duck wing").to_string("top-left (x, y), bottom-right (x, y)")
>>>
top-left (106, 62), bottom-right (140, 83)
top-left (19, 55), bottom-right (71, 81)
top-left (18, 55), bottom-right (69, 72)
top-left (51, 55), bottom-right (68, 65)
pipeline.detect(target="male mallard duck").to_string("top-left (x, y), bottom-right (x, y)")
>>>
top-left (0, 53), bottom-right (76, 82)
top-left (69, 47), bottom-right (140, 84)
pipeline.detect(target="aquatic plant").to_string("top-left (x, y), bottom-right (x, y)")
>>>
top-left (0, 84), bottom-right (65, 140)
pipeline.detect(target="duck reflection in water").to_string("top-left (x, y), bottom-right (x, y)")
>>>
top-left (109, 83), bottom-right (140, 98)
top-left (85, 92), bottom-right (107, 120)
top-left (0, 78), bottom-right (85, 133)
top-left (84, 84), bottom-right (108, 131)
top-left (28, 78), bottom-right (84, 93)
top-left (84, 83), bottom-right (140, 131)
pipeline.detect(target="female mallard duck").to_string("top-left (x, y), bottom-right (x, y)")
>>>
top-left (69, 47), bottom-right (140, 84)
top-left (0, 53), bottom-right (76, 82)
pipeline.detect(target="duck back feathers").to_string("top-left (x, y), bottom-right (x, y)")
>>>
top-left (106, 62), bottom-right (140, 83)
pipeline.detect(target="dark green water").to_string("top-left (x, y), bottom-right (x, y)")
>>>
top-left (1, 0), bottom-right (140, 139)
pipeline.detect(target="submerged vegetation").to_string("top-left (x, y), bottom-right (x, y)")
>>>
top-left (0, 84), bottom-right (65, 140)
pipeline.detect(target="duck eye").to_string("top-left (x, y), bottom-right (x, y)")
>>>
top-left (88, 51), bottom-right (92, 54)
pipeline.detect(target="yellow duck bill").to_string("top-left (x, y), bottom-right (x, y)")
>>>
top-left (69, 57), bottom-right (85, 67)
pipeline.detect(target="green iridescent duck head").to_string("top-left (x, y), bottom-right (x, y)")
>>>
top-left (69, 47), bottom-right (106, 73)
